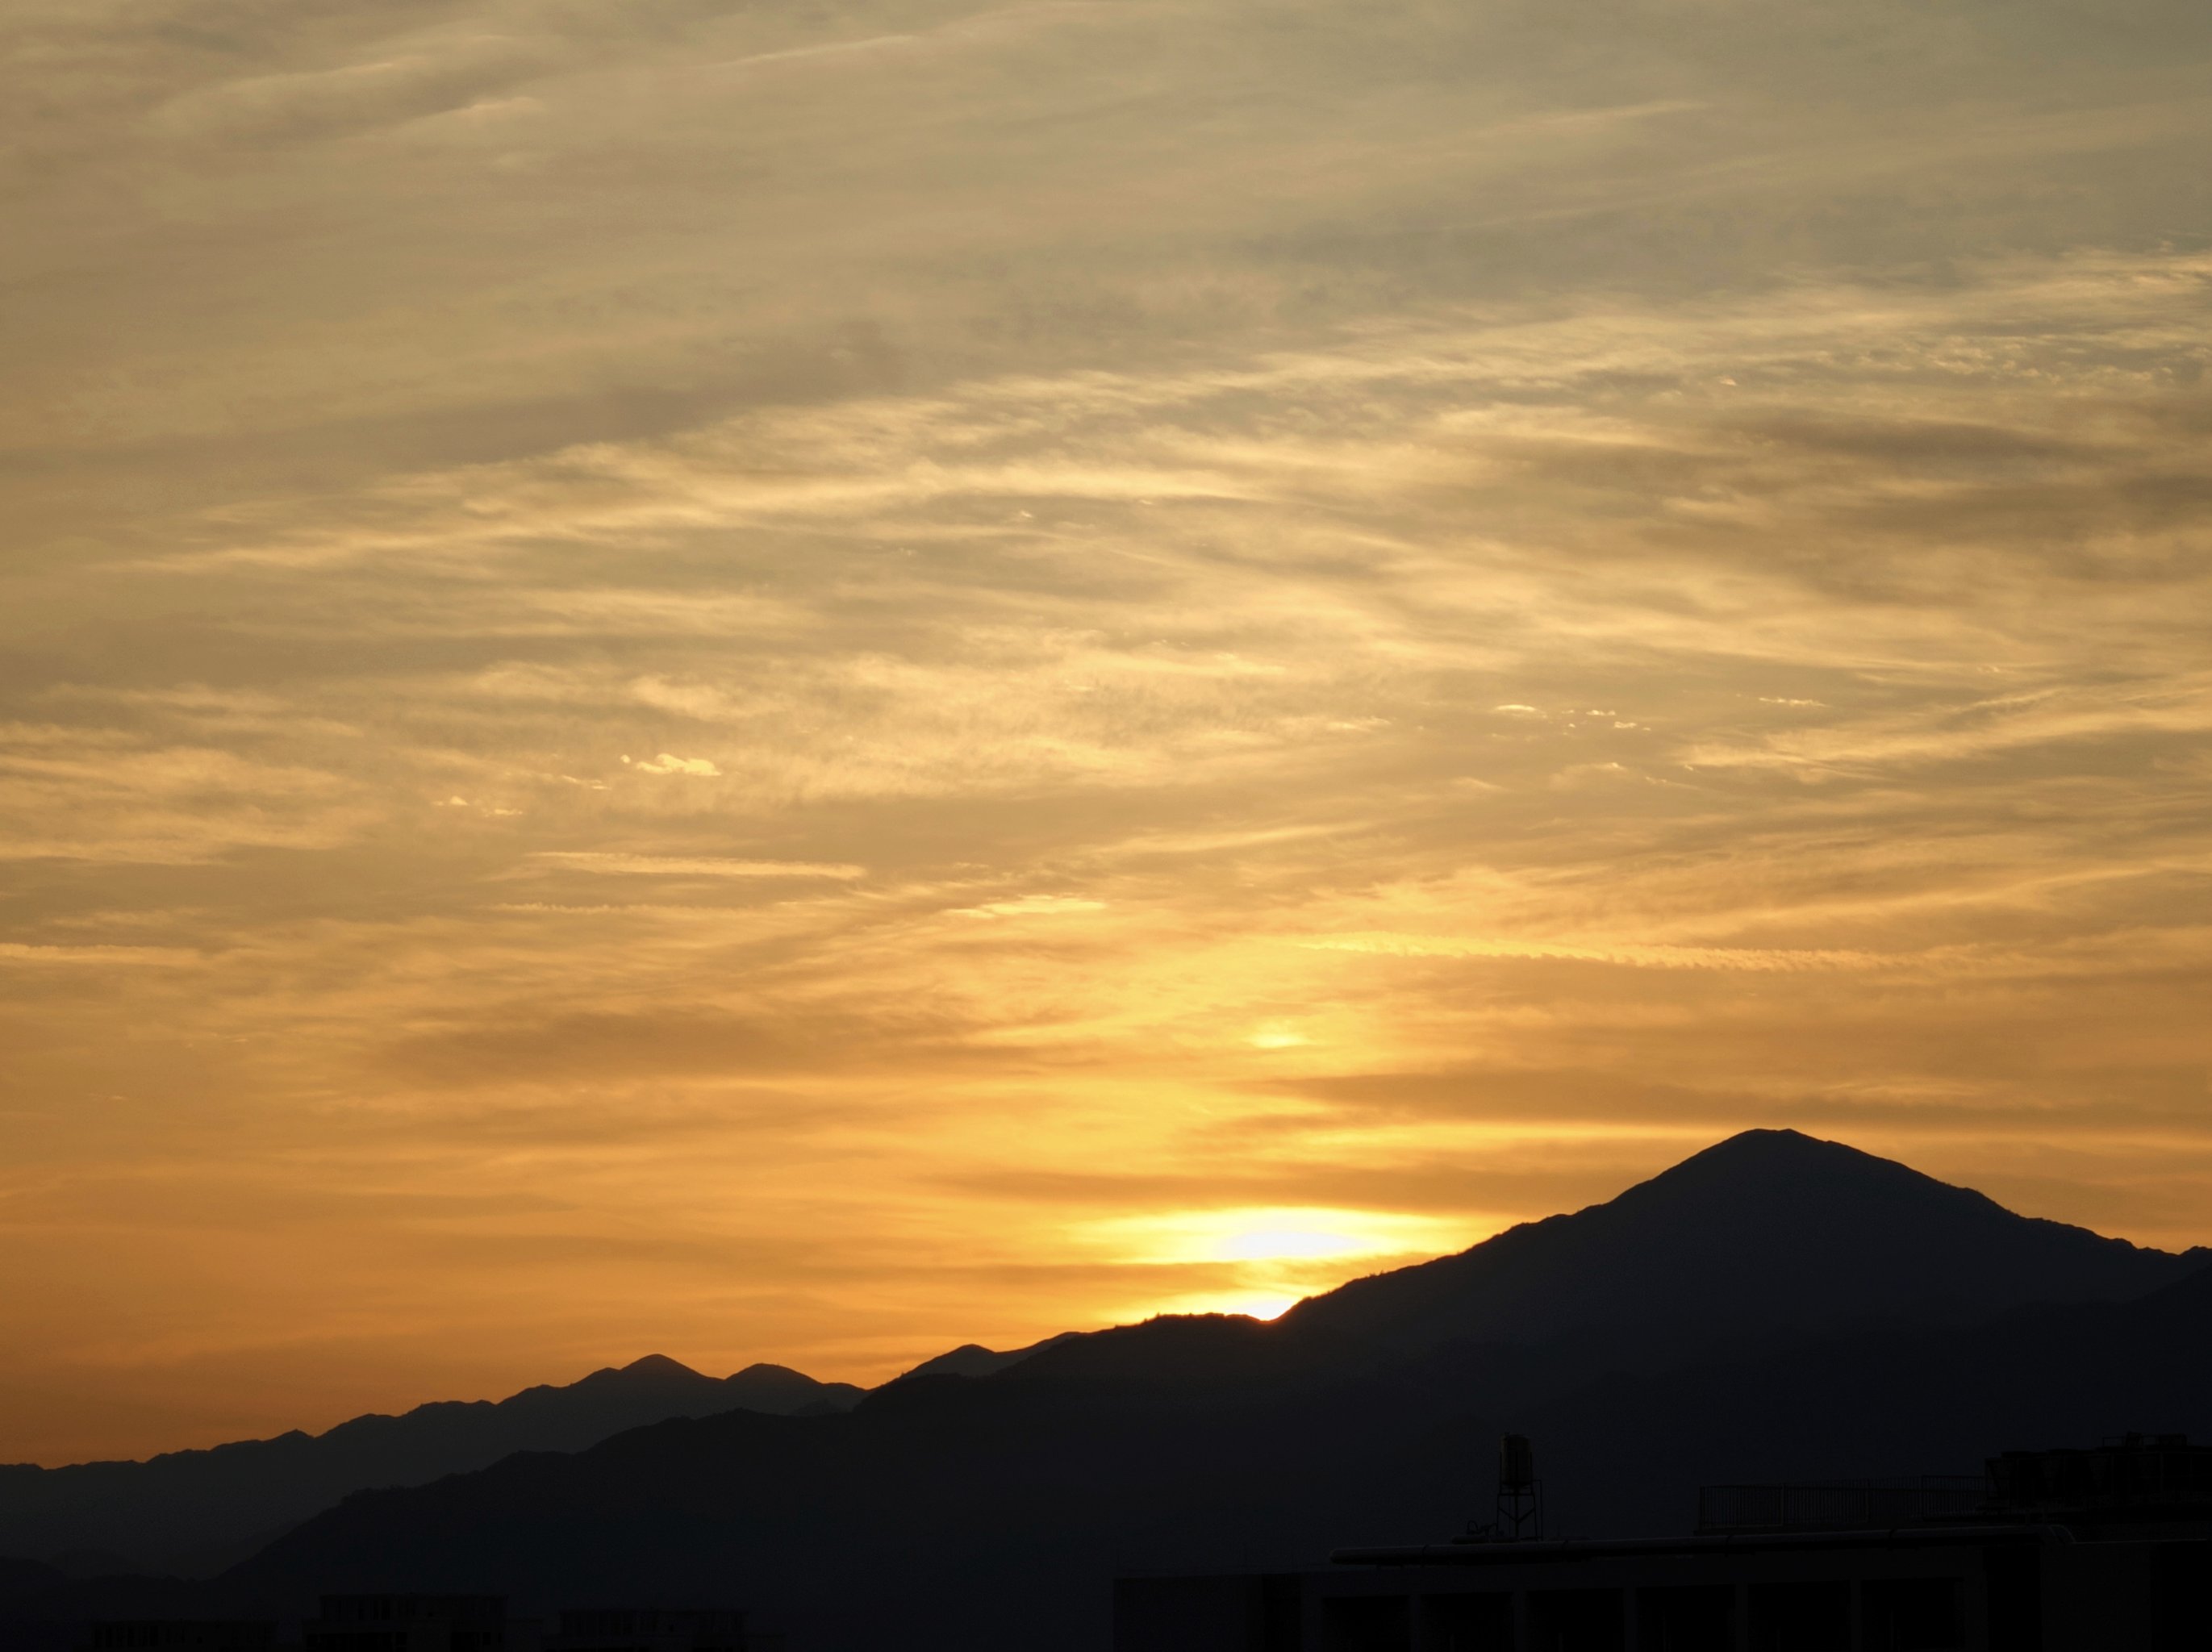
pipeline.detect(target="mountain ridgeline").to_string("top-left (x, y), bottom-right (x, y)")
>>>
top-left (0, 1357), bottom-right (863, 1577)
top-left (1280, 1128), bottom-right (2194, 1356)
top-left (4, 1131), bottom-right (2206, 1652)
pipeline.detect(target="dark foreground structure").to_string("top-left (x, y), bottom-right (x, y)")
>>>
top-left (1116, 1437), bottom-right (2212, 1651)
top-left (303, 1596), bottom-right (511, 1652)
top-left (544, 1608), bottom-right (775, 1652)
top-left (81, 1602), bottom-right (778, 1652)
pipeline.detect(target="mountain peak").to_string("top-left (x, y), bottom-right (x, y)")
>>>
top-left (897, 1332), bottom-right (1084, 1383)
top-left (1688, 1124), bottom-right (1826, 1158)
top-left (1279, 1128), bottom-right (2188, 1355)
top-left (1631, 1126), bottom-right (1952, 1194)
top-left (1652, 1126), bottom-right (1918, 1179)
top-left (1609, 1128), bottom-right (2010, 1232)
top-left (616, 1354), bottom-right (702, 1379)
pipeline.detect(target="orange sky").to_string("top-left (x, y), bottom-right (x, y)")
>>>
top-left (3, 0), bottom-right (2210, 1467)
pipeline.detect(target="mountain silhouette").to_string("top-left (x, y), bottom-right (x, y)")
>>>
top-left (1520, 1257), bottom-right (2212, 1533)
top-left (0, 1560), bottom-right (65, 1610)
top-left (7, 1132), bottom-right (2206, 1652)
top-left (891, 1333), bottom-right (1083, 1383)
top-left (1278, 1128), bottom-right (2198, 1359)
top-left (919, 1128), bottom-right (2198, 1402)
top-left (0, 1356), bottom-right (861, 1578)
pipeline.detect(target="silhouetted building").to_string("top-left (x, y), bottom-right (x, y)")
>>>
top-left (1700, 1434), bottom-right (2212, 1541)
top-left (542, 1608), bottom-right (778, 1652)
top-left (1114, 1436), bottom-right (2212, 1650)
top-left (303, 1598), bottom-right (511, 1652)
top-left (1987, 1436), bottom-right (2212, 1529)
top-left (1695, 1479), bottom-right (1987, 1536)
top-left (85, 1626), bottom-right (274, 1652)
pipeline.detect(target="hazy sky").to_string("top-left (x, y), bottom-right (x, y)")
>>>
top-left (3, 0), bottom-right (2210, 1466)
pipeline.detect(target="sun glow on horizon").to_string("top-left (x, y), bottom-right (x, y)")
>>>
top-left (1079, 1206), bottom-right (1475, 1333)
top-left (1088, 1206), bottom-right (1472, 1268)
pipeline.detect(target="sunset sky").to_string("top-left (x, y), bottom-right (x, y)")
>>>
top-left (4, 0), bottom-right (2210, 1467)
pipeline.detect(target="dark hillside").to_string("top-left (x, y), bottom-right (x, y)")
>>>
top-left (13, 1133), bottom-right (2205, 1652)
top-left (207, 1261), bottom-right (2210, 1651)
top-left (1280, 1129), bottom-right (2198, 1361)
top-left (0, 1357), bottom-right (862, 1575)
top-left (173, 1132), bottom-right (2207, 1652)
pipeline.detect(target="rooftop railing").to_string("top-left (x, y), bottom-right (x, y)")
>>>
top-left (1697, 1478), bottom-right (1986, 1534)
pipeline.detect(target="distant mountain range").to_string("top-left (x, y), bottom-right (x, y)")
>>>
top-left (4, 1130), bottom-right (2206, 1652)
top-left (892, 1333), bottom-right (1083, 1383)
top-left (0, 1356), bottom-right (866, 1576)
top-left (0, 1562), bottom-right (65, 1612)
